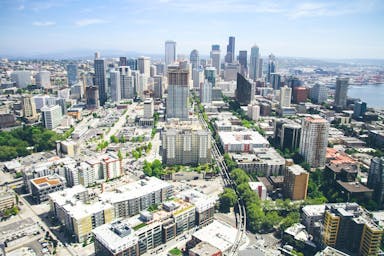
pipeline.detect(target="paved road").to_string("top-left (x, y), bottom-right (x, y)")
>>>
top-left (105, 105), bottom-right (135, 139)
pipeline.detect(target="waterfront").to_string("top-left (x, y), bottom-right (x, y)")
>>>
top-left (348, 83), bottom-right (384, 109)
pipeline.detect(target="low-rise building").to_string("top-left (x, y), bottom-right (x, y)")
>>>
top-left (0, 189), bottom-right (17, 211)
top-left (218, 130), bottom-right (269, 153)
top-left (30, 174), bottom-right (66, 203)
top-left (249, 182), bottom-right (267, 200)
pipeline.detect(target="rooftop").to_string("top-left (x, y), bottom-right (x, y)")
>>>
top-left (31, 175), bottom-right (63, 188)
top-left (287, 165), bottom-right (308, 176)
top-left (219, 130), bottom-right (269, 146)
top-left (337, 181), bottom-right (373, 194)
top-left (302, 205), bottom-right (326, 217)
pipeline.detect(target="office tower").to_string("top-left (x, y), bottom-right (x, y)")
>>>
top-left (150, 65), bottom-right (157, 77)
top-left (127, 58), bottom-right (137, 70)
top-left (119, 57), bottom-right (127, 66)
top-left (258, 58), bottom-right (263, 79)
top-left (162, 129), bottom-right (211, 165)
top-left (280, 85), bottom-right (292, 108)
top-left (224, 63), bottom-right (240, 81)
top-left (143, 98), bottom-right (154, 118)
top-left (260, 102), bottom-right (271, 116)
top-left (86, 86), bottom-right (100, 109)
top-left (249, 45), bottom-right (260, 81)
top-left (155, 63), bottom-right (165, 75)
top-left (153, 75), bottom-right (163, 99)
top-left (322, 203), bottom-right (383, 256)
top-left (94, 59), bottom-right (107, 106)
top-left (299, 116), bottom-right (329, 168)
top-left (225, 36), bottom-right (235, 63)
top-left (137, 74), bottom-right (146, 99)
top-left (165, 40), bottom-right (176, 67)
top-left (137, 56), bottom-right (150, 77)
top-left (166, 65), bottom-right (189, 120)
top-left (200, 80), bottom-right (212, 104)
top-left (353, 101), bottom-right (367, 118)
top-left (55, 98), bottom-right (67, 115)
top-left (35, 71), bottom-right (51, 89)
top-left (94, 52), bottom-right (100, 59)
top-left (70, 82), bottom-right (83, 100)
top-left (334, 77), bottom-right (349, 109)
top-left (236, 73), bottom-right (255, 105)
top-left (280, 123), bottom-right (301, 151)
top-left (190, 49), bottom-right (200, 70)
top-left (310, 83), bottom-right (328, 103)
top-left (210, 45), bottom-right (221, 75)
top-left (267, 54), bottom-right (276, 82)
top-left (11, 71), bottom-right (31, 88)
top-left (109, 70), bottom-right (121, 102)
top-left (22, 95), bottom-right (37, 120)
top-left (119, 66), bottom-right (134, 99)
top-left (367, 157), bottom-right (384, 208)
top-left (270, 73), bottom-right (282, 90)
top-left (192, 68), bottom-right (204, 89)
top-left (247, 104), bottom-right (260, 121)
top-left (41, 105), bottom-right (62, 129)
top-left (67, 64), bottom-right (78, 86)
top-left (204, 67), bottom-right (216, 87)
top-left (238, 50), bottom-right (248, 76)
top-left (283, 165), bottom-right (309, 200)
top-left (292, 86), bottom-right (308, 103)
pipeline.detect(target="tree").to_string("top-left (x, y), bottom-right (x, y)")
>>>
top-left (219, 188), bottom-right (237, 213)
top-left (117, 150), bottom-right (123, 160)
top-left (110, 135), bottom-right (119, 143)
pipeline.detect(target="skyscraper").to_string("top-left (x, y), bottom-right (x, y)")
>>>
top-left (94, 59), bottom-right (107, 106)
top-left (67, 64), bottom-right (78, 86)
top-left (258, 58), bottom-right (263, 79)
top-left (238, 50), bottom-right (248, 76)
top-left (11, 71), bottom-right (31, 88)
top-left (225, 36), bottom-right (235, 63)
top-left (353, 101), bottom-right (367, 118)
top-left (236, 73), bottom-right (255, 105)
top-left (36, 71), bottom-right (51, 89)
top-left (210, 45), bottom-right (221, 75)
top-left (119, 57), bottom-right (127, 67)
top-left (190, 49), bottom-right (200, 70)
top-left (267, 54), bottom-right (276, 82)
top-left (22, 95), bottom-right (37, 121)
top-left (200, 80), bottom-right (212, 104)
top-left (137, 56), bottom-right (150, 77)
top-left (280, 85), bottom-right (292, 108)
top-left (41, 105), bottom-right (62, 129)
top-left (86, 86), bottom-right (100, 109)
top-left (334, 77), bottom-right (349, 109)
top-left (368, 157), bottom-right (384, 208)
top-left (110, 70), bottom-right (121, 102)
top-left (165, 40), bottom-right (176, 67)
top-left (283, 165), bottom-right (309, 200)
top-left (310, 83), bottom-right (328, 103)
top-left (249, 45), bottom-right (260, 81)
top-left (166, 65), bottom-right (189, 120)
top-left (204, 67), bottom-right (216, 87)
top-left (119, 66), bottom-right (134, 99)
top-left (299, 116), bottom-right (329, 168)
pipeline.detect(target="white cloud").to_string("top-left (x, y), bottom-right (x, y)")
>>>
top-left (75, 19), bottom-right (108, 27)
top-left (32, 21), bottom-right (56, 26)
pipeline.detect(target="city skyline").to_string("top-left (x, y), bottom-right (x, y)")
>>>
top-left (1, 0), bottom-right (384, 59)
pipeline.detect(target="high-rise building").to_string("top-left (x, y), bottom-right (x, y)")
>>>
top-left (236, 73), bottom-right (255, 105)
top-left (299, 116), bottom-right (329, 168)
top-left (283, 164), bottom-right (309, 200)
top-left (94, 52), bottom-right (100, 59)
top-left (190, 49), bottom-right (200, 70)
top-left (119, 57), bottom-right (127, 66)
top-left (247, 104), bottom-right (260, 121)
top-left (353, 101), bottom-right (367, 118)
top-left (270, 73), bottom-right (282, 90)
top-left (165, 40), bottom-right (176, 68)
top-left (22, 95), bottom-right (37, 121)
top-left (322, 203), bottom-right (383, 256)
top-left (200, 80), bottom-right (212, 104)
top-left (225, 36), bottom-right (235, 63)
top-left (67, 64), bottom-right (78, 86)
top-left (166, 65), bottom-right (189, 120)
top-left (210, 45), bottom-right (221, 75)
top-left (119, 66), bottom-right (134, 99)
top-left (238, 50), bottom-right (248, 76)
top-left (280, 85), bottom-right (292, 108)
top-left (86, 86), bottom-right (100, 109)
top-left (36, 71), bottom-right (51, 88)
top-left (127, 58), bottom-right (137, 70)
top-left (137, 56), bottom-right (150, 77)
top-left (334, 77), bottom-right (349, 109)
top-left (310, 83), bottom-right (328, 103)
top-left (41, 105), bottom-right (62, 129)
top-left (267, 54), bottom-right (276, 82)
top-left (11, 71), bottom-right (31, 88)
top-left (258, 58), bottom-right (263, 79)
top-left (94, 59), bottom-right (107, 106)
top-left (249, 45), bottom-right (260, 81)
top-left (280, 123), bottom-right (301, 151)
top-left (153, 75), bottom-right (163, 99)
top-left (292, 86), bottom-right (309, 103)
top-left (109, 70), bottom-right (121, 102)
top-left (367, 157), bottom-right (384, 208)
top-left (204, 67), bottom-right (216, 87)
top-left (223, 63), bottom-right (240, 81)
top-left (192, 68), bottom-right (204, 89)
top-left (143, 98), bottom-right (154, 118)
top-left (161, 129), bottom-right (211, 165)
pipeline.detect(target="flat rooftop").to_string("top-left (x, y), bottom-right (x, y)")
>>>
top-left (337, 181), bottom-right (373, 194)
top-left (31, 176), bottom-right (62, 187)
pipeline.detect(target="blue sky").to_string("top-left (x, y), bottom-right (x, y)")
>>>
top-left (1, 0), bottom-right (384, 58)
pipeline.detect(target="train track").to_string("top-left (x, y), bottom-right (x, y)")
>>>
top-left (198, 114), bottom-right (246, 255)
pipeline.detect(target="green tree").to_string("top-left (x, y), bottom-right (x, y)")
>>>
top-left (218, 188), bottom-right (237, 213)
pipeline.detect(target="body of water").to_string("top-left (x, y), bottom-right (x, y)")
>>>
top-left (348, 84), bottom-right (384, 109)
